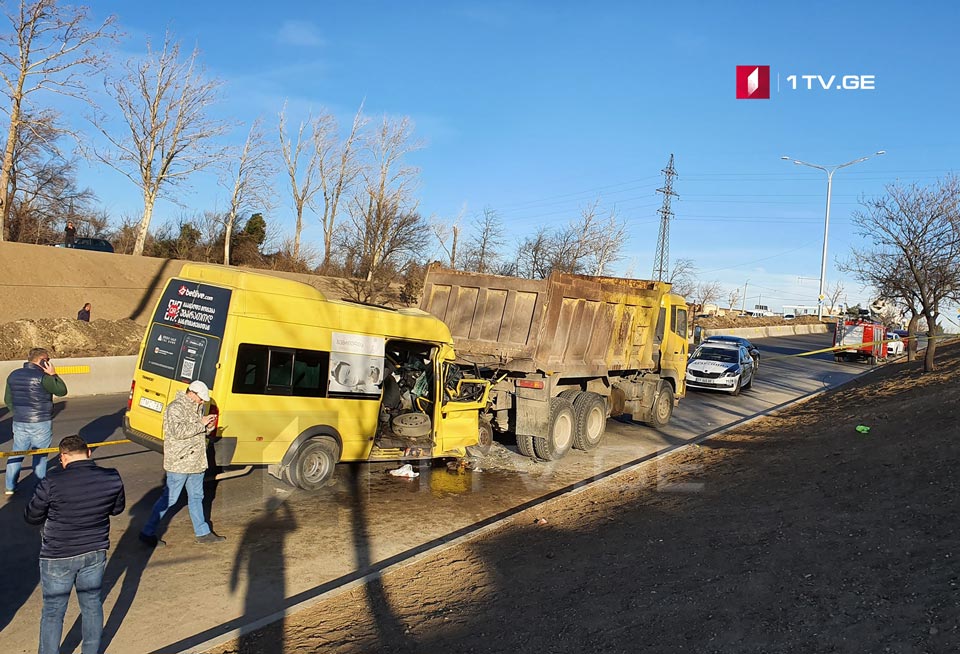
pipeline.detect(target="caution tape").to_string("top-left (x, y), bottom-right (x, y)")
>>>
top-left (0, 439), bottom-right (132, 459)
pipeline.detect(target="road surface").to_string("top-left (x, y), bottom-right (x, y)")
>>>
top-left (0, 332), bottom-right (875, 654)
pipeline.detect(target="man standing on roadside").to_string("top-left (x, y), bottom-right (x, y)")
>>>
top-left (64, 221), bottom-right (76, 247)
top-left (5, 348), bottom-right (68, 497)
top-left (139, 380), bottom-right (226, 546)
top-left (25, 435), bottom-right (125, 654)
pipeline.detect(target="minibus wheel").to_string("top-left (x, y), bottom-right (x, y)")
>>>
top-left (289, 437), bottom-right (340, 490)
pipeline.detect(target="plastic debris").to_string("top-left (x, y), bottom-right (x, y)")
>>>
top-left (534, 517), bottom-right (548, 525)
top-left (855, 425), bottom-right (871, 434)
top-left (388, 464), bottom-right (419, 478)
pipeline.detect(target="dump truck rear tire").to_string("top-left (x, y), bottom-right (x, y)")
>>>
top-left (516, 433), bottom-right (536, 458)
top-left (572, 392), bottom-right (606, 451)
top-left (533, 397), bottom-right (575, 461)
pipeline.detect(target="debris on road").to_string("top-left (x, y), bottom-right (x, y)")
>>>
top-left (388, 464), bottom-right (419, 478)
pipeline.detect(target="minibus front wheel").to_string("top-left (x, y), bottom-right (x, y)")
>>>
top-left (288, 437), bottom-right (340, 490)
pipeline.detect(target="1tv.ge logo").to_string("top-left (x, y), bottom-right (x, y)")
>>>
top-left (736, 65), bottom-right (876, 99)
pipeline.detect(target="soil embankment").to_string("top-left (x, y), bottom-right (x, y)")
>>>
top-left (209, 343), bottom-right (960, 654)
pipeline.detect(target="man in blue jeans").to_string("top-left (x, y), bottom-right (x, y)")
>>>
top-left (140, 380), bottom-right (226, 546)
top-left (5, 348), bottom-right (68, 496)
top-left (25, 435), bottom-right (125, 654)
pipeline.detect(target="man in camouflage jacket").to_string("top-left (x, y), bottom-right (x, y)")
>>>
top-left (139, 381), bottom-right (226, 546)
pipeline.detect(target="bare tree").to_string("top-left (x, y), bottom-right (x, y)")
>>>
top-left (91, 34), bottom-right (228, 255)
top-left (515, 226), bottom-right (552, 279)
top-left (462, 208), bottom-right (504, 273)
top-left (6, 109), bottom-right (93, 244)
top-left (690, 281), bottom-right (722, 316)
top-left (431, 204), bottom-right (464, 268)
top-left (221, 117), bottom-right (275, 264)
top-left (511, 201), bottom-right (627, 279)
top-left (588, 206), bottom-right (628, 276)
top-left (844, 176), bottom-right (960, 371)
top-left (315, 103), bottom-right (365, 272)
top-left (825, 280), bottom-right (845, 316)
top-left (727, 287), bottom-right (741, 314)
top-left (338, 115), bottom-right (425, 301)
top-left (0, 0), bottom-right (117, 240)
top-left (668, 257), bottom-right (697, 297)
top-left (278, 104), bottom-right (327, 261)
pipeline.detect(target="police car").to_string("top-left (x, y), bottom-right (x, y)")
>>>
top-left (686, 341), bottom-right (755, 396)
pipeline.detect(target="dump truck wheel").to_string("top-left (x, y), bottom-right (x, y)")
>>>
top-left (533, 397), bottom-right (575, 461)
top-left (516, 433), bottom-right (536, 458)
top-left (288, 438), bottom-right (340, 491)
top-left (572, 392), bottom-right (606, 451)
top-left (647, 384), bottom-right (674, 429)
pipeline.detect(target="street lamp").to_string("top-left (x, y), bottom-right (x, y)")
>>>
top-left (780, 150), bottom-right (885, 320)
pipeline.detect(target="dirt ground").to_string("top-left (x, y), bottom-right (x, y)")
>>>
top-left (208, 343), bottom-right (960, 654)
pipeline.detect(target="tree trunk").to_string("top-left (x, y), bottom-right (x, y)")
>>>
top-left (133, 197), bottom-right (155, 256)
top-left (906, 313), bottom-right (920, 362)
top-left (223, 210), bottom-right (236, 265)
top-left (293, 206), bottom-right (303, 260)
top-left (922, 312), bottom-right (938, 372)
top-left (0, 103), bottom-right (22, 242)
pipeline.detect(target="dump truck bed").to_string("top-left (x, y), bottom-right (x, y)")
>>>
top-left (419, 268), bottom-right (670, 376)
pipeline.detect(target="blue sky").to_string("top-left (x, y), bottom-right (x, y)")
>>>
top-left (75, 1), bottom-right (959, 316)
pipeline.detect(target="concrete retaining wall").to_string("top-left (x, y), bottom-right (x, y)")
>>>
top-left (0, 356), bottom-right (136, 405)
top-left (701, 323), bottom-right (831, 340)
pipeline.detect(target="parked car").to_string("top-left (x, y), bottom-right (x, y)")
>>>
top-left (686, 342), bottom-right (755, 396)
top-left (885, 332), bottom-right (905, 356)
top-left (55, 237), bottom-right (114, 253)
top-left (701, 335), bottom-right (760, 372)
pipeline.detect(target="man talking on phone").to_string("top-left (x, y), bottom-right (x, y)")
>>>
top-left (4, 348), bottom-right (68, 496)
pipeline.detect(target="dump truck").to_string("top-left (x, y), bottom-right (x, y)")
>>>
top-left (419, 267), bottom-right (689, 461)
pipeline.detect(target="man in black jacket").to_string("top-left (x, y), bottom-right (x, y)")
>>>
top-left (25, 435), bottom-right (125, 654)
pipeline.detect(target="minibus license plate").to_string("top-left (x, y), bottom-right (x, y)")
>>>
top-left (139, 397), bottom-right (163, 413)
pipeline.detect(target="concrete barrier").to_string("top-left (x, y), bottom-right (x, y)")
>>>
top-left (701, 323), bottom-right (831, 340)
top-left (0, 356), bottom-right (135, 405)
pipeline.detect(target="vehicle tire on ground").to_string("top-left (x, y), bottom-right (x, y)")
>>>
top-left (533, 397), bottom-right (575, 461)
top-left (516, 433), bottom-right (536, 458)
top-left (731, 377), bottom-right (742, 396)
top-left (868, 355), bottom-right (877, 366)
top-left (287, 437), bottom-right (340, 491)
top-left (572, 392), bottom-right (606, 451)
top-left (472, 419), bottom-right (494, 456)
top-left (645, 383), bottom-right (674, 429)
top-left (743, 371), bottom-right (753, 391)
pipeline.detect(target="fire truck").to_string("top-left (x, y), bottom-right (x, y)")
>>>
top-left (834, 316), bottom-right (887, 364)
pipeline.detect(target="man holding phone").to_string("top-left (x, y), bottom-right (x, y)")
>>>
top-left (5, 348), bottom-right (68, 496)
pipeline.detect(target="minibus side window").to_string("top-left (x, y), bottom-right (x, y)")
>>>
top-left (266, 350), bottom-right (294, 395)
top-left (233, 344), bottom-right (268, 394)
top-left (233, 343), bottom-right (330, 397)
top-left (291, 349), bottom-right (328, 397)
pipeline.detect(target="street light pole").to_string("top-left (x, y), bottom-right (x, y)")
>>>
top-left (781, 150), bottom-right (885, 320)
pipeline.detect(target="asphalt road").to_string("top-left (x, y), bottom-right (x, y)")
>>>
top-left (0, 332), bottom-right (877, 654)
